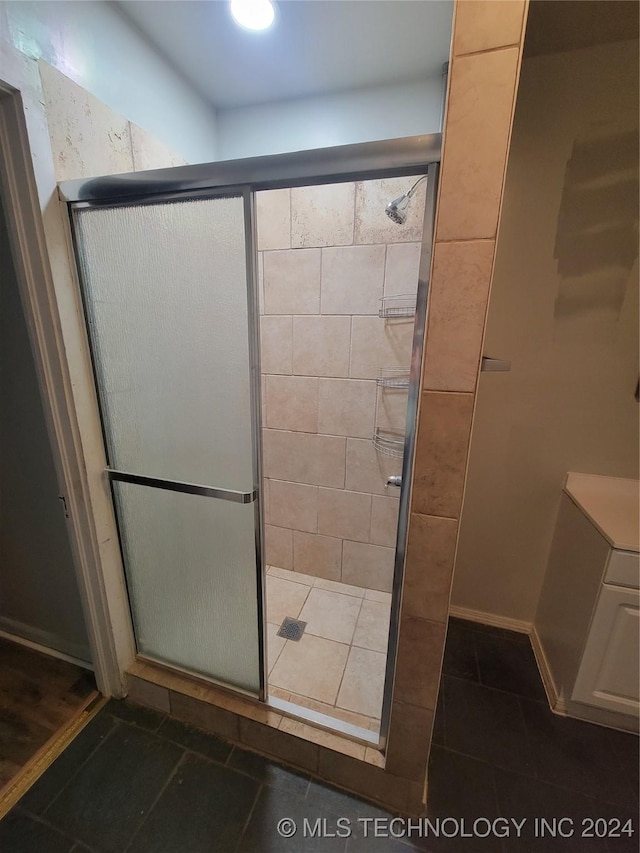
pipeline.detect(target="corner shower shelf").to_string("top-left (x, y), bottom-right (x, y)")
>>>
top-left (372, 428), bottom-right (405, 458)
top-left (376, 368), bottom-right (410, 389)
top-left (378, 294), bottom-right (416, 319)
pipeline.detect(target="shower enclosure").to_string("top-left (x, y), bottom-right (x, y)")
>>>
top-left (256, 175), bottom-right (429, 736)
top-left (60, 136), bottom-right (440, 746)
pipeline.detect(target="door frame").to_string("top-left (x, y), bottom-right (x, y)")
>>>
top-left (0, 80), bottom-right (136, 697)
top-left (33, 132), bottom-right (441, 731)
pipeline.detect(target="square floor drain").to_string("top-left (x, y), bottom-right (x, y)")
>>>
top-left (277, 617), bottom-right (307, 641)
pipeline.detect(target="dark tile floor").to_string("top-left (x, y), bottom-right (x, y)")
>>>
top-left (1, 618), bottom-right (637, 852)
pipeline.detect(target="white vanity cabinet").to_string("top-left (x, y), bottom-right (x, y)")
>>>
top-left (572, 572), bottom-right (639, 715)
top-left (535, 474), bottom-right (639, 730)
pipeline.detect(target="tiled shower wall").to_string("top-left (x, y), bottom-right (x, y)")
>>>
top-left (257, 178), bottom-right (427, 591)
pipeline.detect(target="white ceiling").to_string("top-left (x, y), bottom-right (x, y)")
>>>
top-left (117, 0), bottom-right (453, 110)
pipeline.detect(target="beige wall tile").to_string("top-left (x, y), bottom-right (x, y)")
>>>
top-left (278, 718), bottom-right (366, 759)
top-left (355, 176), bottom-right (427, 244)
top-left (293, 531), bottom-right (342, 580)
top-left (290, 433), bottom-right (347, 489)
top-left (436, 48), bottom-right (520, 241)
top-left (349, 316), bottom-right (414, 380)
top-left (291, 182), bottom-right (355, 248)
top-left (321, 245), bottom-right (385, 315)
top-left (269, 480), bottom-right (318, 533)
top-left (39, 62), bottom-right (134, 181)
top-left (318, 488), bottom-right (372, 543)
top-left (364, 747), bottom-right (385, 768)
top-left (270, 634), bottom-right (349, 704)
top-left (126, 675), bottom-right (170, 713)
top-left (264, 523), bottom-right (293, 571)
top-left (260, 315), bottom-right (292, 375)
top-left (130, 123), bottom-right (188, 170)
top-left (412, 392), bottom-right (474, 518)
top-left (403, 514), bottom-right (458, 623)
top-left (239, 716), bottom-right (319, 772)
top-left (345, 437), bottom-right (401, 497)
top-left (385, 701), bottom-right (433, 782)
top-left (393, 617), bottom-right (446, 709)
top-left (318, 378), bottom-right (376, 438)
top-left (292, 315), bottom-right (351, 378)
top-left (337, 646), bottom-right (386, 718)
top-left (262, 429), bottom-right (295, 481)
top-left (352, 599), bottom-right (391, 653)
top-left (384, 242), bottom-right (422, 297)
top-left (342, 541), bottom-right (395, 592)
top-left (407, 779), bottom-right (428, 815)
top-left (263, 249), bottom-right (321, 314)
top-left (423, 240), bottom-right (495, 392)
top-left (454, 0), bottom-right (526, 55)
top-left (375, 385), bottom-right (409, 434)
top-left (370, 494), bottom-right (400, 548)
top-left (257, 251), bottom-right (264, 314)
top-left (265, 375), bottom-right (319, 432)
top-left (169, 691), bottom-right (239, 742)
top-left (256, 188), bottom-right (291, 250)
top-left (264, 430), bottom-right (345, 488)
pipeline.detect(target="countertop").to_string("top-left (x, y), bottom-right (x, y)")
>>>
top-left (564, 473), bottom-right (639, 553)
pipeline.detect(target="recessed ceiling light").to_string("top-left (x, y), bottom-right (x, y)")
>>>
top-left (230, 0), bottom-right (275, 31)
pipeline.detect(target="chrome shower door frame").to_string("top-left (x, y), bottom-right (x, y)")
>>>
top-left (68, 185), bottom-right (266, 697)
top-left (60, 134), bottom-right (441, 742)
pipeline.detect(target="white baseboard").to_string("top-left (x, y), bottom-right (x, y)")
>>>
top-left (529, 625), bottom-right (638, 733)
top-left (529, 623), bottom-right (561, 709)
top-left (0, 618), bottom-right (92, 669)
top-left (449, 604), bottom-right (532, 636)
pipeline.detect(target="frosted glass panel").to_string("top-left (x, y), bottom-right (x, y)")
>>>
top-left (73, 193), bottom-right (261, 693)
top-left (74, 196), bottom-right (253, 490)
top-left (114, 481), bottom-right (259, 693)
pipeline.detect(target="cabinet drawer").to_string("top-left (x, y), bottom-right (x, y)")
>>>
top-left (605, 549), bottom-right (640, 589)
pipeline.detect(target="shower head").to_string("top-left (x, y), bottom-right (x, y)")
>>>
top-left (385, 194), bottom-right (411, 225)
top-left (385, 175), bottom-right (428, 225)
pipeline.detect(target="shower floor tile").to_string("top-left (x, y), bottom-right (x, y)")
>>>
top-left (269, 634), bottom-right (349, 704)
top-left (265, 566), bottom-right (391, 734)
top-left (265, 574), bottom-right (311, 624)
top-left (298, 587), bottom-right (362, 644)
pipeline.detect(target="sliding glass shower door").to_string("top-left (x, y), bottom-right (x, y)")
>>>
top-left (72, 192), bottom-right (263, 694)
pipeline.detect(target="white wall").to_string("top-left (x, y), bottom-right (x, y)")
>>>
top-left (217, 77), bottom-right (444, 160)
top-left (452, 39), bottom-right (639, 625)
top-left (0, 0), bottom-right (218, 163)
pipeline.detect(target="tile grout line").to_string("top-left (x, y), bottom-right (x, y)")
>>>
top-left (37, 717), bottom-right (120, 819)
top-left (329, 595), bottom-right (366, 714)
top-left (121, 750), bottom-right (188, 853)
top-left (234, 781), bottom-right (266, 851)
top-left (13, 809), bottom-right (87, 852)
top-left (442, 671), bottom-right (548, 704)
